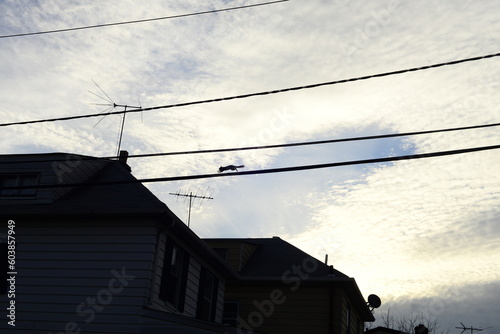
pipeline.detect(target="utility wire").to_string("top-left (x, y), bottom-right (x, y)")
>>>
top-left (1, 52), bottom-right (499, 128)
top-left (121, 121), bottom-right (500, 159)
top-left (2, 121), bottom-right (499, 165)
top-left (2, 144), bottom-right (500, 191)
top-left (0, 0), bottom-right (290, 39)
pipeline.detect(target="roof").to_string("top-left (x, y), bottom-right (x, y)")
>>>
top-left (0, 152), bottom-right (236, 278)
top-left (204, 237), bottom-right (348, 278)
top-left (203, 237), bottom-right (375, 321)
top-left (0, 152), bottom-right (167, 216)
top-left (365, 326), bottom-right (409, 334)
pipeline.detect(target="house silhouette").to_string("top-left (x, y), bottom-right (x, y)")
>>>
top-left (0, 152), bottom-right (375, 334)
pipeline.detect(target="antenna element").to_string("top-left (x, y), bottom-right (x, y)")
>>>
top-left (169, 190), bottom-right (213, 227)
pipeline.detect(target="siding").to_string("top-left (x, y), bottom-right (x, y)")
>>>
top-left (149, 231), bottom-right (201, 317)
top-left (239, 242), bottom-right (257, 271)
top-left (185, 258), bottom-right (201, 317)
top-left (215, 280), bottom-right (225, 323)
top-left (0, 218), bottom-right (157, 334)
top-left (226, 285), bottom-right (330, 334)
top-left (335, 288), bottom-right (364, 334)
top-left (203, 240), bottom-right (257, 273)
top-left (148, 231), bottom-right (226, 324)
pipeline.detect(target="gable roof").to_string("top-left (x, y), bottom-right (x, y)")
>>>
top-left (203, 237), bottom-right (376, 321)
top-left (205, 237), bottom-right (348, 278)
top-left (0, 152), bottom-right (167, 216)
top-left (0, 152), bottom-right (236, 278)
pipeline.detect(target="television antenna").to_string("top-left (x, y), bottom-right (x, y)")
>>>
top-left (456, 322), bottom-right (491, 334)
top-left (169, 188), bottom-right (213, 227)
top-left (89, 80), bottom-right (142, 157)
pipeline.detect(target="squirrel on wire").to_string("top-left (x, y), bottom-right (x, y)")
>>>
top-left (218, 165), bottom-right (245, 173)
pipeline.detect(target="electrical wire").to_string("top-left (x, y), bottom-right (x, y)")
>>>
top-left (1, 121), bottom-right (499, 165)
top-left (1, 51), bottom-right (499, 128)
top-left (121, 121), bottom-right (500, 159)
top-left (0, 0), bottom-right (290, 39)
top-left (2, 143), bottom-right (499, 191)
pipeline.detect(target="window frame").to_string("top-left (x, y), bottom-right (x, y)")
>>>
top-left (0, 173), bottom-right (39, 198)
top-left (196, 267), bottom-right (219, 322)
top-left (159, 237), bottom-right (190, 312)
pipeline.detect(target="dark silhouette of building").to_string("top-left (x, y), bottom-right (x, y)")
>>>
top-left (1, 152), bottom-right (376, 334)
top-left (205, 237), bottom-right (375, 334)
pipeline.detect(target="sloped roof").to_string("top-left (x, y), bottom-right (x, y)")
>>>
top-left (0, 152), bottom-right (167, 216)
top-left (205, 237), bottom-right (348, 278)
top-left (204, 237), bottom-right (375, 321)
top-left (365, 326), bottom-right (409, 334)
top-left (0, 152), bottom-right (236, 278)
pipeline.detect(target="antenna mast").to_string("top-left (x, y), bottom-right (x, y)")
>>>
top-left (456, 323), bottom-right (490, 334)
top-left (89, 80), bottom-right (141, 157)
top-left (169, 190), bottom-right (213, 227)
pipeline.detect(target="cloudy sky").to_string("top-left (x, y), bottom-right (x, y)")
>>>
top-left (1, 0), bottom-right (499, 332)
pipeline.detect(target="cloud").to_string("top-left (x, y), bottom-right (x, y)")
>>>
top-left (376, 281), bottom-right (500, 332)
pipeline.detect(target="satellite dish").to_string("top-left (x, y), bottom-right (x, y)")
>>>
top-left (367, 294), bottom-right (382, 309)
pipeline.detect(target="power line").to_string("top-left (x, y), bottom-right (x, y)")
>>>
top-left (1, 51), bottom-right (499, 128)
top-left (121, 121), bottom-right (500, 159)
top-left (2, 143), bottom-right (499, 191)
top-left (2, 121), bottom-right (499, 165)
top-left (0, 0), bottom-right (290, 39)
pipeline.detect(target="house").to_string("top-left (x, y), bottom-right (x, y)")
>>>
top-left (203, 238), bottom-right (376, 334)
top-left (0, 152), bottom-right (245, 333)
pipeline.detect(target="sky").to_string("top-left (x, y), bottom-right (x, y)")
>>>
top-left (1, 0), bottom-right (499, 332)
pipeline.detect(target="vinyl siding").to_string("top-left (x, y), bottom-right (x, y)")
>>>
top-left (335, 288), bottom-right (364, 334)
top-left (239, 243), bottom-right (257, 270)
top-left (149, 231), bottom-right (202, 317)
top-left (0, 218), bottom-right (157, 334)
top-left (215, 280), bottom-right (225, 323)
top-left (149, 231), bottom-right (226, 323)
top-left (226, 285), bottom-right (331, 334)
top-left (202, 240), bottom-right (257, 273)
top-left (185, 258), bottom-right (202, 317)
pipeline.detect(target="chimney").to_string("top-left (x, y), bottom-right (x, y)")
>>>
top-left (118, 150), bottom-right (131, 172)
top-left (119, 150), bottom-right (129, 164)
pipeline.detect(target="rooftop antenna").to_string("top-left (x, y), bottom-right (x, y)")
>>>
top-left (455, 323), bottom-right (491, 334)
top-left (169, 188), bottom-right (213, 228)
top-left (89, 80), bottom-right (142, 157)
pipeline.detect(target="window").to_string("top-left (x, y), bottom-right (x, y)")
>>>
top-left (222, 301), bottom-right (239, 327)
top-left (196, 267), bottom-right (219, 322)
top-left (159, 237), bottom-right (190, 312)
top-left (0, 174), bottom-right (39, 197)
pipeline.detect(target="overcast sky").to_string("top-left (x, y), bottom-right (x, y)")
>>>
top-left (1, 0), bottom-right (499, 332)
